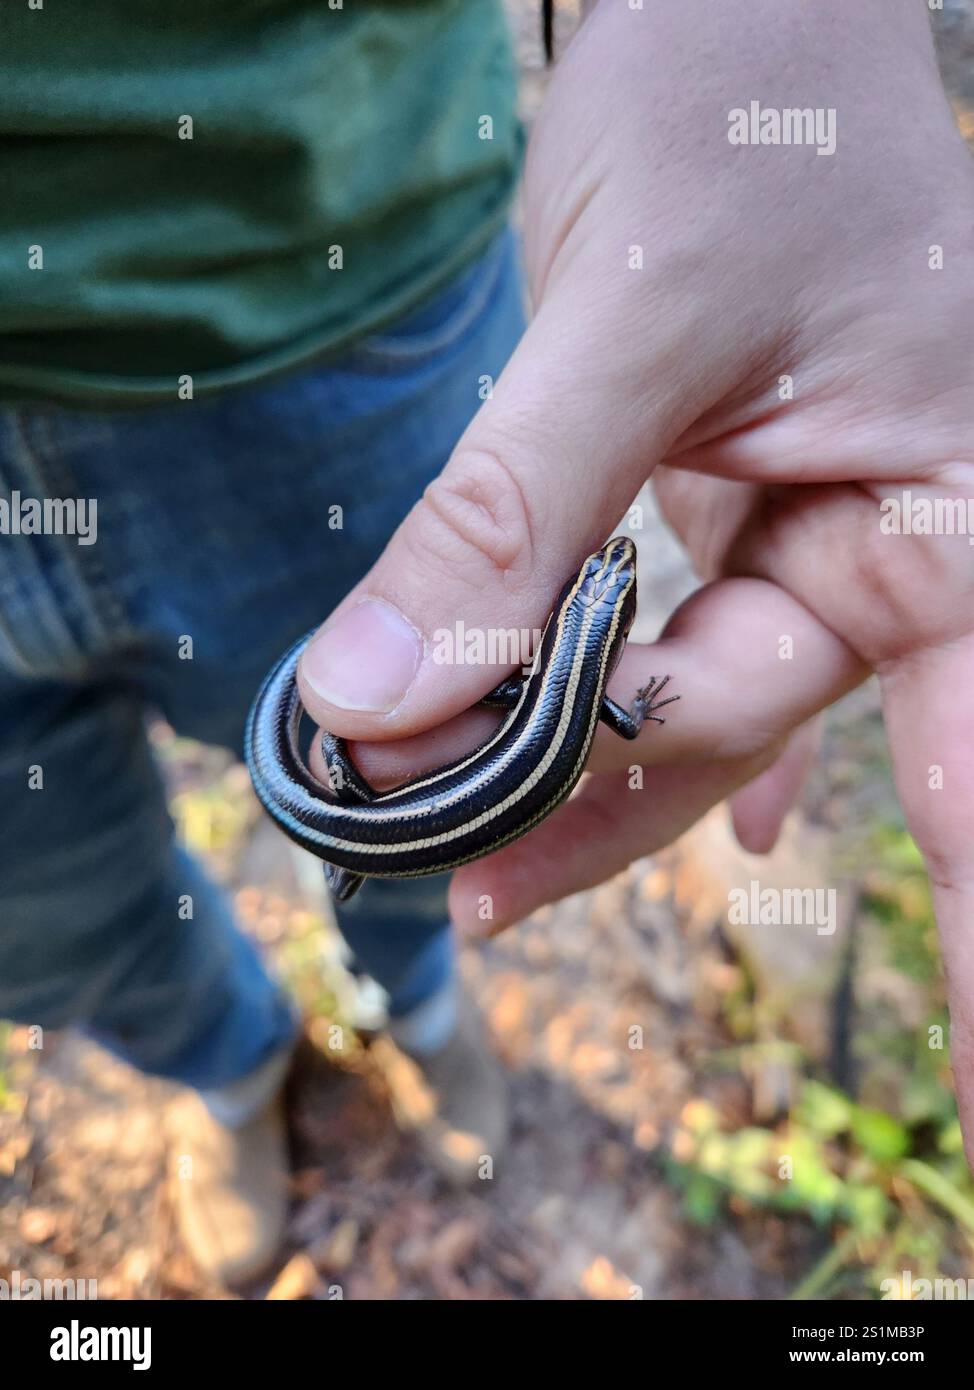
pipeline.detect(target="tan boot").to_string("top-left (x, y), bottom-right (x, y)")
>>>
top-left (166, 1089), bottom-right (289, 1288)
top-left (373, 993), bottom-right (508, 1187)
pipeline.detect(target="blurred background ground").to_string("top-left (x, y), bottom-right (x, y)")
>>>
top-left (2, 1), bottom-right (974, 1302)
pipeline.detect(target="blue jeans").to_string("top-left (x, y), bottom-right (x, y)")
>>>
top-left (0, 226), bottom-right (526, 1091)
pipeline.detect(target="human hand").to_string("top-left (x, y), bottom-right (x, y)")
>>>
top-left (297, 0), bottom-right (974, 1153)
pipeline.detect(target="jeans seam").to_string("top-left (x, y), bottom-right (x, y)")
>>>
top-left (12, 408), bottom-right (138, 654)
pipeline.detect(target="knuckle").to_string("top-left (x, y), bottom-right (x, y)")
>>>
top-left (415, 449), bottom-right (535, 587)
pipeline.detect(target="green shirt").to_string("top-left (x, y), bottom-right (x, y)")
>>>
top-left (0, 0), bottom-right (522, 404)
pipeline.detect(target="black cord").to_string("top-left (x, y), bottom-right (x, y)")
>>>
top-left (542, 0), bottom-right (554, 64)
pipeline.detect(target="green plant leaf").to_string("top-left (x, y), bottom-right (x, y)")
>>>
top-left (850, 1108), bottom-right (910, 1163)
top-left (796, 1080), bottom-right (853, 1138)
top-left (683, 1172), bottom-right (722, 1225)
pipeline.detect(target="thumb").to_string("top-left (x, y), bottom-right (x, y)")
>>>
top-left (296, 304), bottom-right (681, 741)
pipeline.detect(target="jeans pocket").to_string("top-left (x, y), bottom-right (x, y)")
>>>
top-left (349, 225), bottom-right (515, 369)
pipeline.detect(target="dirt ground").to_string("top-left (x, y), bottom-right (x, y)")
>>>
top-left (0, 791), bottom-right (818, 1301)
top-left (2, 1), bottom-right (973, 1302)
